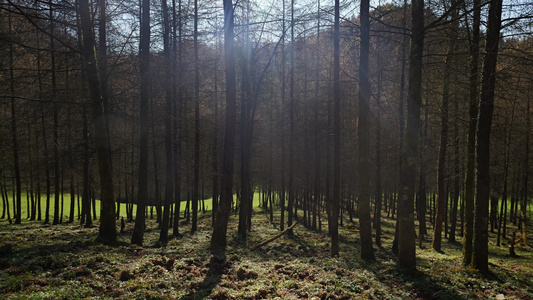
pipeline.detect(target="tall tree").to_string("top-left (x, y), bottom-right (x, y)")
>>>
top-left (330, 0), bottom-right (341, 257)
top-left (131, 0), bottom-right (152, 246)
top-left (78, 0), bottom-right (116, 243)
top-left (358, 0), bottom-right (374, 260)
top-left (159, 0), bottom-right (173, 245)
top-left (433, 0), bottom-right (457, 251)
top-left (287, 0), bottom-right (295, 235)
top-left (8, 12), bottom-right (22, 225)
top-left (392, 0), bottom-right (408, 255)
top-left (473, 0), bottom-right (503, 274)
top-left (462, 0), bottom-right (480, 267)
top-left (497, 100), bottom-right (515, 246)
top-left (312, 0), bottom-right (321, 232)
top-left (398, 0), bottom-right (424, 270)
top-left (191, 0), bottom-right (200, 234)
top-left (238, 0), bottom-right (252, 238)
top-left (210, 0), bottom-right (237, 252)
top-left (51, 0), bottom-right (61, 226)
top-left (172, 0), bottom-right (182, 237)
top-left (374, 58), bottom-right (383, 248)
top-left (520, 98), bottom-right (530, 247)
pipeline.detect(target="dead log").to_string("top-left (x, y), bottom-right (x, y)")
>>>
top-left (250, 222), bottom-right (297, 250)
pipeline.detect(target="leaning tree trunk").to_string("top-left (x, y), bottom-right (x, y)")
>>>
top-left (78, 0), bottom-right (116, 243)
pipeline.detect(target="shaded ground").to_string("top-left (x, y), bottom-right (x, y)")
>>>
top-left (0, 208), bottom-right (532, 299)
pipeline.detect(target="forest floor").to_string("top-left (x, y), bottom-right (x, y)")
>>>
top-left (1, 207), bottom-right (533, 299)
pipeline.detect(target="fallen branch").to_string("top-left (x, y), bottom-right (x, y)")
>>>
top-left (250, 222), bottom-right (297, 250)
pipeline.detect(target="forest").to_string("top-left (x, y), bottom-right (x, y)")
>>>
top-left (1, 0), bottom-right (533, 298)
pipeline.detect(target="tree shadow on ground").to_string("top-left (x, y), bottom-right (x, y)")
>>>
top-left (386, 263), bottom-right (466, 299)
top-left (180, 253), bottom-right (225, 300)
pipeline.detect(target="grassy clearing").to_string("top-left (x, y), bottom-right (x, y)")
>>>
top-left (0, 193), bottom-right (262, 224)
top-left (0, 197), bottom-right (532, 299)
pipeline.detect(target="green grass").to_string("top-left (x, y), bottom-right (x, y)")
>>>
top-left (0, 192), bottom-right (264, 224)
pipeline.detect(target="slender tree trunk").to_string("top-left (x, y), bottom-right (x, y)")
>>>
top-left (393, 0), bottom-right (408, 253)
top-left (238, 3), bottom-right (251, 238)
top-left (210, 0), bottom-right (237, 252)
top-left (520, 97), bottom-right (531, 247)
top-left (49, 0), bottom-right (61, 226)
top-left (449, 95), bottom-right (460, 243)
top-left (433, 22), bottom-right (453, 252)
top-left (212, 42), bottom-right (220, 228)
top-left (191, 0), bottom-right (200, 234)
top-left (81, 109), bottom-right (92, 227)
top-left (279, 0), bottom-right (286, 232)
top-left (159, 0), bottom-right (173, 245)
top-left (463, 0), bottom-right (480, 267)
top-left (150, 102), bottom-right (162, 224)
top-left (398, 0), bottom-right (424, 270)
top-left (131, 0), bottom-right (151, 246)
top-left (418, 103), bottom-right (428, 243)
top-left (473, 0), bottom-right (503, 274)
top-left (8, 13), bottom-right (22, 225)
top-left (358, 0), bottom-right (374, 260)
top-left (60, 171), bottom-right (64, 223)
top-left (1, 175), bottom-right (11, 223)
top-left (330, 0), bottom-right (341, 257)
top-left (520, 98), bottom-right (530, 247)
top-left (287, 0), bottom-right (295, 235)
top-left (375, 63), bottom-right (383, 248)
top-left (172, 0), bottom-right (182, 237)
top-left (312, 0), bottom-right (321, 233)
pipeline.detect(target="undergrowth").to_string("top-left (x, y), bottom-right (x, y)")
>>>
top-left (0, 207), bottom-right (532, 299)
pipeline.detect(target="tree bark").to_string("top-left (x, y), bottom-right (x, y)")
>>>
top-left (159, 0), bottom-right (173, 245)
top-left (433, 1), bottom-right (458, 250)
top-left (191, 0), bottom-right (200, 234)
top-left (358, 0), bottom-right (374, 260)
top-left (131, 0), bottom-right (151, 246)
top-left (398, 0), bottom-right (424, 270)
top-left (8, 12), bottom-right (22, 225)
top-left (520, 98), bottom-right (529, 247)
top-left (330, 0), bottom-right (341, 257)
top-left (449, 92), bottom-right (460, 243)
top-left (172, 0), bottom-right (182, 237)
top-left (78, 0), bottom-right (116, 242)
top-left (210, 0), bottom-right (237, 253)
top-left (473, 0), bottom-right (503, 274)
top-left (375, 66), bottom-right (383, 248)
top-left (462, 0), bottom-right (480, 267)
